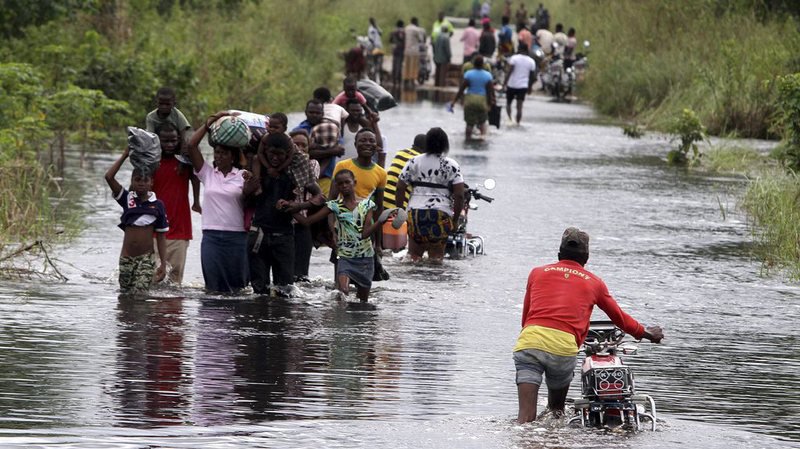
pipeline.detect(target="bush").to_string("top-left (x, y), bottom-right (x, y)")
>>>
top-left (772, 73), bottom-right (800, 171)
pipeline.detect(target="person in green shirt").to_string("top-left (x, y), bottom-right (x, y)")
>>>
top-left (431, 11), bottom-right (454, 40)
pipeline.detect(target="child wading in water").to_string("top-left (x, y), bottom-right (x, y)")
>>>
top-left (105, 147), bottom-right (169, 293)
top-left (281, 169), bottom-right (391, 302)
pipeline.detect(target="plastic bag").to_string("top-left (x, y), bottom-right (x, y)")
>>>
top-left (357, 79), bottom-right (397, 111)
top-left (127, 126), bottom-right (161, 175)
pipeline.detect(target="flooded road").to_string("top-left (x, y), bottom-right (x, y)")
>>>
top-left (1, 97), bottom-right (798, 448)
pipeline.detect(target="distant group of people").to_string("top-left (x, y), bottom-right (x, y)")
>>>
top-left (106, 84), bottom-right (466, 304)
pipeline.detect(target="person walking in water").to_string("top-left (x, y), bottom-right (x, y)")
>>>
top-left (502, 42), bottom-right (536, 125)
top-left (513, 227), bottom-right (664, 423)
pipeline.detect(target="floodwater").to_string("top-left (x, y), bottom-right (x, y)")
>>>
top-left (0, 97), bottom-right (798, 448)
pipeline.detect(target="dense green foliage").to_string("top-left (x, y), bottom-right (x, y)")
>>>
top-left (550, 0), bottom-right (800, 139)
top-left (771, 74), bottom-right (800, 171)
top-left (667, 108), bottom-right (707, 165)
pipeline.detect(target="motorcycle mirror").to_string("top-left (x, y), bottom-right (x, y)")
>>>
top-left (583, 40), bottom-right (591, 48)
top-left (483, 178), bottom-right (496, 190)
top-left (619, 343), bottom-right (638, 355)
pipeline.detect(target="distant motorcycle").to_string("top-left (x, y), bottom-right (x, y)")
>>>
top-left (539, 40), bottom-right (589, 102)
top-left (446, 179), bottom-right (495, 258)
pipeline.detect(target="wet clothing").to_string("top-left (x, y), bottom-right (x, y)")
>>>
top-left (464, 94), bottom-right (489, 126)
top-left (337, 256), bottom-right (374, 289)
top-left (114, 190), bottom-right (169, 233)
top-left (515, 259), bottom-right (646, 354)
top-left (383, 147), bottom-right (420, 209)
top-left (513, 348), bottom-right (575, 388)
top-left (398, 153), bottom-right (464, 214)
top-left (201, 229), bottom-right (248, 293)
top-left (332, 158), bottom-right (387, 201)
top-left (478, 28), bottom-right (496, 57)
top-left (194, 162), bottom-right (244, 232)
top-left (408, 209), bottom-right (454, 246)
top-left (118, 253), bottom-right (156, 293)
top-left (248, 171), bottom-right (297, 292)
top-left (327, 198), bottom-right (376, 259)
top-left (152, 156), bottom-right (191, 240)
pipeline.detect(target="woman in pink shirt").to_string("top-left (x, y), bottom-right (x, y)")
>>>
top-left (460, 18), bottom-right (481, 63)
top-left (187, 111), bottom-right (250, 293)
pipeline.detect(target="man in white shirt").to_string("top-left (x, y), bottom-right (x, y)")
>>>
top-left (502, 42), bottom-right (537, 124)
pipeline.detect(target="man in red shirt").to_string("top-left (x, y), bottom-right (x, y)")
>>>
top-left (514, 227), bottom-right (664, 423)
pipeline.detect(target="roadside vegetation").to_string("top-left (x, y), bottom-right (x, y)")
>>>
top-left (545, 0), bottom-right (800, 277)
top-left (0, 0), bottom-right (460, 272)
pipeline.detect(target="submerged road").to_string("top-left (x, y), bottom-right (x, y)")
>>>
top-left (0, 97), bottom-right (797, 448)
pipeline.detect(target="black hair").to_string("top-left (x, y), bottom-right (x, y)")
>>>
top-left (568, 27), bottom-right (576, 37)
top-left (312, 87), bottom-right (332, 103)
top-left (214, 145), bottom-right (242, 169)
top-left (518, 42), bottom-right (529, 53)
top-left (260, 132), bottom-right (293, 152)
top-left (270, 112), bottom-right (288, 127)
top-left (343, 76), bottom-right (357, 88)
top-left (555, 23), bottom-right (564, 32)
top-left (155, 121), bottom-right (182, 152)
top-left (502, 16), bottom-right (510, 25)
top-left (155, 86), bottom-right (176, 99)
top-left (412, 133), bottom-right (426, 151)
top-left (131, 166), bottom-right (154, 179)
top-left (334, 168), bottom-right (355, 181)
top-left (472, 54), bottom-right (485, 68)
top-left (289, 128), bottom-right (309, 139)
top-left (411, 17), bottom-right (418, 25)
top-left (424, 127), bottom-right (449, 155)
top-left (305, 98), bottom-right (323, 110)
top-left (558, 248), bottom-right (588, 266)
top-left (154, 121), bottom-right (178, 136)
top-left (355, 127), bottom-right (375, 140)
top-left (397, 19), bottom-right (404, 27)
top-left (468, 18), bottom-right (476, 27)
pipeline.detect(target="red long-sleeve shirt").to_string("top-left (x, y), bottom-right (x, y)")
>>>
top-left (521, 260), bottom-right (645, 346)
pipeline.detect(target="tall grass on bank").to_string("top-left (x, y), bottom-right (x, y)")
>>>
top-left (2, 0), bottom-right (461, 125)
top-left (742, 173), bottom-right (800, 278)
top-left (549, 1), bottom-right (800, 139)
top-left (0, 162), bottom-right (60, 246)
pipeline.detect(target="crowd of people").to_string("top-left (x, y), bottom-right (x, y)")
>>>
top-left (106, 83), bottom-right (466, 305)
top-left (104, 6), bottom-right (663, 425)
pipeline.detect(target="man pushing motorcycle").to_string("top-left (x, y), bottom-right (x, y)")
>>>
top-left (513, 227), bottom-right (664, 423)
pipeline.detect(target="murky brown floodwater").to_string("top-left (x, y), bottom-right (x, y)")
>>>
top-left (1, 97), bottom-right (798, 448)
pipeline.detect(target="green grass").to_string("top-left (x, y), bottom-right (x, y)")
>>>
top-left (741, 172), bottom-right (800, 278)
top-left (700, 144), bottom-right (771, 176)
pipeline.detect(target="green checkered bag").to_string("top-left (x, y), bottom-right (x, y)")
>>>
top-left (208, 116), bottom-right (251, 148)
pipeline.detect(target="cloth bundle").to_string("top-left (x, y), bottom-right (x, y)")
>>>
top-left (208, 115), bottom-right (252, 149)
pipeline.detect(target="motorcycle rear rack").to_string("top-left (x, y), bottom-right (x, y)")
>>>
top-left (569, 394), bottom-right (657, 431)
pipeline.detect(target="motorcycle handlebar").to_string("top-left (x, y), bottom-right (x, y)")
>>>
top-left (471, 190), bottom-right (494, 203)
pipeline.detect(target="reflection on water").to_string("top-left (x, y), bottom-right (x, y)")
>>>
top-left (0, 98), bottom-right (797, 448)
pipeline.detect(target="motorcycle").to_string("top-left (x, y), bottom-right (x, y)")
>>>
top-left (445, 179), bottom-right (495, 258)
top-left (540, 43), bottom-right (573, 102)
top-left (567, 321), bottom-right (658, 431)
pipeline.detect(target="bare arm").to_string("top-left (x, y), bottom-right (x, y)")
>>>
top-left (187, 110), bottom-right (230, 172)
top-left (395, 178), bottom-right (408, 211)
top-left (309, 143), bottom-right (345, 161)
top-left (190, 174), bottom-right (202, 213)
top-left (451, 182), bottom-right (465, 224)
top-left (290, 204), bottom-right (331, 226)
top-left (451, 79), bottom-right (469, 106)
top-left (104, 147), bottom-right (130, 198)
top-left (360, 210), bottom-right (383, 238)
